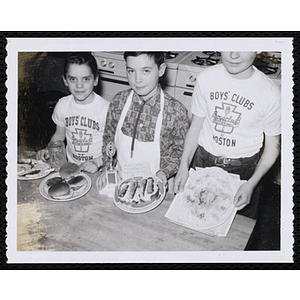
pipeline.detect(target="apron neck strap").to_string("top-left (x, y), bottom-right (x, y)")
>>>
top-left (131, 100), bottom-right (146, 158)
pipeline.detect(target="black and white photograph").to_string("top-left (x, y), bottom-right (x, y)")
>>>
top-left (5, 37), bottom-right (293, 264)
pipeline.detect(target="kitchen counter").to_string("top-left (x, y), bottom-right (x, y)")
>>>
top-left (17, 148), bottom-right (256, 255)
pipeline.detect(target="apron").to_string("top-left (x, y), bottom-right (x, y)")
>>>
top-left (115, 90), bottom-right (164, 179)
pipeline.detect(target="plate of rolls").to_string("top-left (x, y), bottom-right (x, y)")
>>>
top-left (39, 163), bottom-right (91, 201)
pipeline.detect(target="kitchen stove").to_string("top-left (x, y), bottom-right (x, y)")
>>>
top-left (174, 52), bottom-right (222, 118)
top-left (92, 51), bottom-right (129, 101)
top-left (176, 51), bottom-right (281, 89)
top-left (176, 52), bottom-right (222, 89)
top-left (164, 51), bottom-right (179, 59)
top-left (191, 51), bottom-right (221, 66)
top-left (160, 51), bottom-right (192, 89)
top-left (92, 51), bottom-right (127, 79)
top-left (253, 52), bottom-right (281, 84)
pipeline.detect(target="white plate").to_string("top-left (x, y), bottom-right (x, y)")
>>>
top-left (39, 172), bottom-right (92, 202)
top-left (17, 159), bottom-right (53, 180)
top-left (167, 194), bottom-right (235, 231)
top-left (165, 167), bottom-right (243, 230)
top-left (113, 176), bottom-right (166, 214)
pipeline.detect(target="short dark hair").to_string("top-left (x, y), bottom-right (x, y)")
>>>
top-left (123, 52), bottom-right (165, 67)
top-left (63, 52), bottom-right (99, 79)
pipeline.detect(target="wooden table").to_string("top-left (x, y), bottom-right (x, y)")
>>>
top-left (17, 148), bottom-right (256, 253)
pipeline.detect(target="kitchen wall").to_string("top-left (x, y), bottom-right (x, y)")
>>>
top-left (18, 52), bottom-right (68, 150)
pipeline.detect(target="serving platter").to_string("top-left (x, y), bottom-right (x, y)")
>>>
top-left (17, 159), bottom-right (53, 180)
top-left (165, 167), bottom-right (242, 231)
top-left (39, 172), bottom-right (92, 202)
top-left (113, 176), bottom-right (166, 214)
top-left (166, 194), bottom-right (235, 231)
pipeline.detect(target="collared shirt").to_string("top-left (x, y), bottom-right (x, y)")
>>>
top-left (102, 87), bottom-right (189, 179)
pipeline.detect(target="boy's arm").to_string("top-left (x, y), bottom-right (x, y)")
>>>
top-left (50, 125), bottom-right (66, 141)
top-left (233, 134), bottom-right (281, 210)
top-left (174, 115), bottom-right (205, 193)
top-left (158, 106), bottom-right (189, 182)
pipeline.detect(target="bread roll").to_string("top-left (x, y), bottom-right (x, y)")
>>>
top-left (59, 163), bottom-right (81, 180)
top-left (48, 182), bottom-right (71, 200)
top-left (46, 177), bottom-right (63, 187)
top-left (67, 175), bottom-right (87, 191)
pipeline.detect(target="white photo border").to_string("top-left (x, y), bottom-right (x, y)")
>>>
top-left (6, 37), bottom-right (294, 263)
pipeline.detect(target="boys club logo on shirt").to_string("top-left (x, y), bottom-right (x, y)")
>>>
top-left (71, 128), bottom-right (93, 152)
top-left (212, 103), bottom-right (241, 134)
top-left (65, 115), bottom-right (101, 131)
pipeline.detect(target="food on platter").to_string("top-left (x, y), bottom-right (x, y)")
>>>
top-left (39, 171), bottom-right (92, 202)
top-left (146, 177), bottom-right (154, 195)
top-left (117, 176), bottom-right (161, 205)
top-left (41, 163), bottom-right (85, 200)
top-left (17, 159), bottom-right (52, 179)
top-left (44, 168), bottom-right (87, 200)
top-left (17, 159), bottom-right (33, 173)
top-left (59, 163), bottom-right (81, 180)
top-left (173, 168), bottom-right (237, 228)
top-left (45, 177), bottom-right (63, 187)
top-left (113, 175), bottom-right (166, 213)
top-left (67, 175), bottom-right (88, 192)
top-left (48, 182), bottom-right (71, 200)
top-left (19, 169), bottom-right (42, 177)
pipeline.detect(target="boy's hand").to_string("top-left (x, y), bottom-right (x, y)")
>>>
top-left (36, 149), bottom-right (50, 162)
top-left (80, 161), bottom-right (99, 173)
top-left (233, 181), bottom-right (255, 210)
top-left (156, 170), bottom-right (167, 186)
top-left (174, 166), bottom-right (189, 194)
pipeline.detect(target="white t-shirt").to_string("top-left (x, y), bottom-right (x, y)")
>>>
top-left (52, 92), bottom-right (110, 164)
top-left (191, 64), bottom-right (281, 158)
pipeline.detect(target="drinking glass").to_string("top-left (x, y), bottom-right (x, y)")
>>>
top-left (47, 140), bottom-right (67, 171)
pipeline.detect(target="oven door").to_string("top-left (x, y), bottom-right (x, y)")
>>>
top-left (95, 73), bottom-right (130, 102)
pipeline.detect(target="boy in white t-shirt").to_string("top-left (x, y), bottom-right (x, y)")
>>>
top-left (174, 52), bottom-right (281, 219)
top-left (37, 52), bottom-right (110, 173)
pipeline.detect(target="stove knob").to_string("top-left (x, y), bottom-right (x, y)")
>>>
top-left (100, 59), bottom-right (107, 67)
top-left (189, 75), bottom-right (196, 82)
top-left (109, 62), bottom-right (115, 68)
